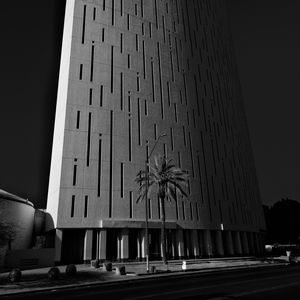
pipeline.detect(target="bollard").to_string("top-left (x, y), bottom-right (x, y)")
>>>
top-left (103, 261), bottom-right (112, 271)
top-left (115, 266), bottom-right (126, 275)
top-left (182, 260), bottom-right (187, 271)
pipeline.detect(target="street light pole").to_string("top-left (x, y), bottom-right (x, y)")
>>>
top-left (145, 157), bottom-right (150, 272)
top-left (145, 133), bottom-right (166, 272)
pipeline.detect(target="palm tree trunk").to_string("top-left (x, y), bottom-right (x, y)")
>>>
top-left (160, 196), bottom-right (167, 264)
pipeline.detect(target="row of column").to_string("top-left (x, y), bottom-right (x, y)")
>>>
top-left (54, 228), bottom-right (264, 263)
top-left (175, 229), bottom-right (264, 258)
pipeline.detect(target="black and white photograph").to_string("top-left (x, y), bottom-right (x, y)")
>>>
top-left (0, 0), bottom-right (299, 299)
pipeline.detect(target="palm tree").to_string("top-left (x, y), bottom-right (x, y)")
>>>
top-left (135, 155), bottom-right (188, 264)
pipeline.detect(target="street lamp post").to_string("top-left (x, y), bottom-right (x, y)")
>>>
top-left (145, 133), bottom-right (166, 272)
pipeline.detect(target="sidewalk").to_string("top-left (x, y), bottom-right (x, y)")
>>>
top-left (0, 257), bottom-right (289, 296)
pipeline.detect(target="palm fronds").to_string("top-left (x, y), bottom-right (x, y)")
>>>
top-left (135, 154), bottom-right (189, 204)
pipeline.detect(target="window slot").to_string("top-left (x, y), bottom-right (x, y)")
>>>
top-left (71, 196), bottom-right (75, 218)
top-left (121, 163), bottom-right (124, 198)
top-left (84, 196), bottom-right (88, 218)
top-left (86, 113), bottom-right (92, 166)
top-left (100, 85), bottom-right (103, 107)
top-left (76, 111), bottom-right (80, 129)
top-left (72, 165), bottom-right (77, 186)
top-left (89, 88), bottom-right (93, 105)
top-left (79, 64), bottom-right (83, 80)
top-left (82, 5), bottom-right (86, 44)
top-left (109, 110), bottom-right (114, 218)
top-left (111, 46), bottom-right (114, 93)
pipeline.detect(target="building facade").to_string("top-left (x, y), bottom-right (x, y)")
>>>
top-left (47, 0), bottom-right (265, 264)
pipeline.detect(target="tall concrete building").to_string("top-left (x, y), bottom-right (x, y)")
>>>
top-left (47, 0), bottom-right (265, 264)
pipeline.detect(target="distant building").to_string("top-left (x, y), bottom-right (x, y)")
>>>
top-left (47, 0), bottom-right (266, 264)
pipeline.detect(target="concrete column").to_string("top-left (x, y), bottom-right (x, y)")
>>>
top-left (83, 229), bottom-right (93, 262)
top-left (137, 233), bottom-right (141, 260)
top-left (233, 231), bottom-right (242, 255)
top-left (224, 231), bottom-right (234, 256)
top-left (140, 229), bottom-right (146, 259)
top-left (176, 229), bottom-right (185, 259)
top-left (204, 230), bottom-right (213, 257)
top-left (120, 228), bottom-right (129, 261)
top-left (98, 229), bottom-right (107, 260)
top-left (54, 229), bottom-right (63, 264)
top-left (191, 230), bottom-right (200, 258)
top-left (160, 231), bottom-right (164, 258)
top-left (117, 232), bottom-right (121, 260)
top-left (241, 231), bottom-right (250, 255)
top-left (171, 230), bottom-right (176, 258)
top-left (215, 231), bottom-right (224, 256)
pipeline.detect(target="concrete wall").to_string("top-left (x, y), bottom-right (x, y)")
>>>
top-left (0, 195), bottom-right (35, 250)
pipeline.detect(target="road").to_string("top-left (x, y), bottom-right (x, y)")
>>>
top-left (3, 265), bottom-right (300, 300)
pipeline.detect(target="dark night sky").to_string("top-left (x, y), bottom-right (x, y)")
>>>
top-left (0, 1), bottom-right (299, 208)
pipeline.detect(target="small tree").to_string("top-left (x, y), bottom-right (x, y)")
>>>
top-left (0, 222), bottom-right (15, 250)
top-left (135, 155), bottom-right (188, 264)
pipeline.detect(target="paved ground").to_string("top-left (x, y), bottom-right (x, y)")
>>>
top-left (0, 256), bottom-right (289, 296)
top-left (1, 263), bottom-right (298, 300)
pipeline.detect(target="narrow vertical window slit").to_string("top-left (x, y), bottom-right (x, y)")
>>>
top-left (89, 88), bottom-right (93, 105)
top-left (120, 73), bottom-right (123, 110)
top-left (100, 85), bottom-right (103, 107)
top-left (97, 139), bottom-right (102, 197)
top-left (71, 196), bottom-right (75, 218)
top-left (121, 163), bottom-right (124, 198)
top-left (84, 196), bottom-right (88, 218)
top-left (90, 44), bottom-right (94, 82)
top-left (76, 111), bottom-right (80, 129)
top-left (137, 99), bottom-right (142, 146)
top-left (86, 113), bottom-right (92, 167)
top-left (73, 165), bottom-right (77, 186)
top-left (109, 111), bottom-right (114, 218)
top-left (111, 46), bottom-right (114, 93)
top-left (82, 5), bottom-right (86, 44)
top-left (79, 64), bottom-right (83, 80)
top-left (128, 118), bottom-right (132, 161)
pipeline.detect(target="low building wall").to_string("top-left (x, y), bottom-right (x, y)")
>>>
top-left (0, 189), bottom-right (35, 250)
top-left (4, 248), bottom-right (55, 270)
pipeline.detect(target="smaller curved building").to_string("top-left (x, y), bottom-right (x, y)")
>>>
top-left (0, 190), bottom-right (57, 271)
top-left (0, 189), bottom-right (35, 250)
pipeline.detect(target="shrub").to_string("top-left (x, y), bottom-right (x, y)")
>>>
top-left (103, 261), bottom-right (112, 271)
top-left (91, 259), bottom-right (100, 268)
top-left (65, 264), bottom-right (77, 276)
top-left (48, 267), bottom-right (60, 280)
top-left (115, 266), bottom-right (126, 275)
top-left (8, 268), bottom-right (22, 283)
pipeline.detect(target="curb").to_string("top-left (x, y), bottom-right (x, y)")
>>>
top-left (0, 262), bottom-right (288, 297)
